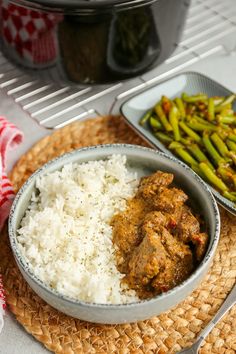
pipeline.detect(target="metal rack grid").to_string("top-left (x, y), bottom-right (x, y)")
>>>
top-left (0, 0), bottom-right (236, 129)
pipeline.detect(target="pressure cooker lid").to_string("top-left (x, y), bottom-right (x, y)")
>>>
top-left (22, 0), bottom-right (155, 10)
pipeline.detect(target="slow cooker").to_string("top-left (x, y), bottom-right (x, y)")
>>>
top-left (0, 0), bottom-right (191, 84)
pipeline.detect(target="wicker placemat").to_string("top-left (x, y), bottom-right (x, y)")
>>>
top-left (1, 115), bottom-right (236, 354)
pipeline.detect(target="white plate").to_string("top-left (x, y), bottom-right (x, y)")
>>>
top-left (121, 71), bottom-right (236, 215)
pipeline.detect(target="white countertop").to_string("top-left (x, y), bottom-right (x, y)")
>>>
top-left (1, 53), bottom-right (236, 354)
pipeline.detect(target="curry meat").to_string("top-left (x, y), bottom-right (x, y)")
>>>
top-left (111, 171), bottom-right (208, 299)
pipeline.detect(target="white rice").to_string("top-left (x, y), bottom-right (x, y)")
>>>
top-left (17, 155), bottom-right (139, 304)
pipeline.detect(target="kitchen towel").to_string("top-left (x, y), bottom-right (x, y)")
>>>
top-left (1, 0), bottom-right (62, 67)
top-left (0, 274), bottom-right (6, 333)
top-left (0, 116), bottom-right (23, 333)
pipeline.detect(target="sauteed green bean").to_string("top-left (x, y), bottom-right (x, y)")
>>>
top-left (139, 92), bottom-right (236, 205)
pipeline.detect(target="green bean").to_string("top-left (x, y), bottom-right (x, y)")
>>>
top-left (161, 95), bottom-right (173, 116)
top-left (187, 144), bottom-right (214, 170)
top-left (187, 119), bottom-right (217, 132)
top-left (215, 103), bottom-right (232, 113)
top-left (182, 92), bottom-right (208, 103)
top-left (179, 121), bottom-right (201, 142)
top-left (175, 97), bottom-right (186, 118)
top-left (213, 97), bottom-right (224, 106)
top-left (139, 92), bottom-right (236, 205)
top-left (149, 116), bottom-right (163, 130)
top-left (227, 133), bottom-right (236, 142)
top-left (222, 94), bottom-right (235, 106)
top-left (154, 132), bottom-right (173, 144)
top-left (202, 132), bottom-right (225, 166)
top-left (223, 191), bottom-right (236, 202)
top-left (226, 139), bottom-right (236, 152)
top-left (221, 108), bottom-right (234, 116)
top-left (216, 127), bottom-right (230, 140)
top-left (192, 115), bottom-right (214, 126)
top-left (222, 123), bottom-right (232, 130)
top-left (139, 109), bottom-right (152, 126)
top-left (169, 106), bottom-right (181, 141)
top-left (191, 164), bottom-right (206, 179)
top-left (169, 141), bottom-right (184, 150)
top-left (216, 115), bottom-right (236, 125)
top-left (161, 95), bottom-right (172, 114)
top-left (211, 132), bottom-right (229, 157)
top-left (155, 104), bottom-right (173, 132)
top-left (208, 97), bottom-right (215, 121)
top-left (217, 166), bottom-right (236, 188)
top-left (180, 137), bottom-right (192, 145)
top-left (199, 162), bottom-right (228, 192)
top-left (186, 104), bottom-right (197, 115)
top-left (229, 151), bottom-right (236, 165)
top-left (175, 147), bottom-right (199, 166)
top-left (197, 102), bottom-right (207, 111)
top-left (198, 112), bottom-right (206, 118)
top-left (214, 95), bottom-right (235, 114)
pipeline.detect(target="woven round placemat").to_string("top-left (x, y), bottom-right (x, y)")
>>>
top-left (0, 115), bottom-right (236, 354)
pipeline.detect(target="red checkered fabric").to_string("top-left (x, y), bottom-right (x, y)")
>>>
top-left (1, 0), bottom-right (62, 65)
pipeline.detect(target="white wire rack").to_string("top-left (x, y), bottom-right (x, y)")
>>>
top-left (0, 0), bottom-right (236, 129)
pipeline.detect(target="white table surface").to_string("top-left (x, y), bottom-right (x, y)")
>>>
top-left (1, 54), bottom-right (236, 354)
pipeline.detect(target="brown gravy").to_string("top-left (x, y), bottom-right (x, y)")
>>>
top-left (111, 170), bottom-right (208, 299)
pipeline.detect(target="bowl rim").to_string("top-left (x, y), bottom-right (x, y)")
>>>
top-left (8, 143), bottom-right (221, 309)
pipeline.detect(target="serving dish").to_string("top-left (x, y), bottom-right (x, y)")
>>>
top-left (1, 0), bottom-right (190, 84)
top-left (8, 144), bottom-right (220, 324)
top-left (121, 71), bottom-right (236, 215)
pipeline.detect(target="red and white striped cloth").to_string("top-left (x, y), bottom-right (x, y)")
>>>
top-left (0, 116), bottom-right (23, 332)
top-left (0, 274), bottom-right (6, 332)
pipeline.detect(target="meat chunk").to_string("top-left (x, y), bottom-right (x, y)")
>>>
top-left (141, 210), bottom-right (181, 235)
top-left (141, 211), bottom-right (167, 234)
top-left (112, 214), bottom-right (138, 254)
top-left (166, 208), bottom-right (183, 229)
top-left (192, 232), bottom-right (208, 261)
top-left (153, 226), bottom-right (194, 291)
top-left (138, 171), bottom-right (173, 199)
top-left (151, 251), bottom-right (193, 293)
top-left (111, 169), bottom-right (209, 300)
top-left (153, 187), bottom-right (188, 212)
top-left (160, 225), bottom-right (192, 262)
top-left (177, 205), bottom-right (200, 243)
top-left (127, 223), bottom-right (193, 295)
top-left (177, 207), bottom-right (208, 262)
top-left (111, 198), bottom-right (147, 256)
top-left (141, 211), bottom-right (189, 260)
top-left (127, 227), bottom-right (167, 288)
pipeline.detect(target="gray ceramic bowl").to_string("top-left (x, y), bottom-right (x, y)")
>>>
top-left (9, 144), bottom-right (220, 324)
